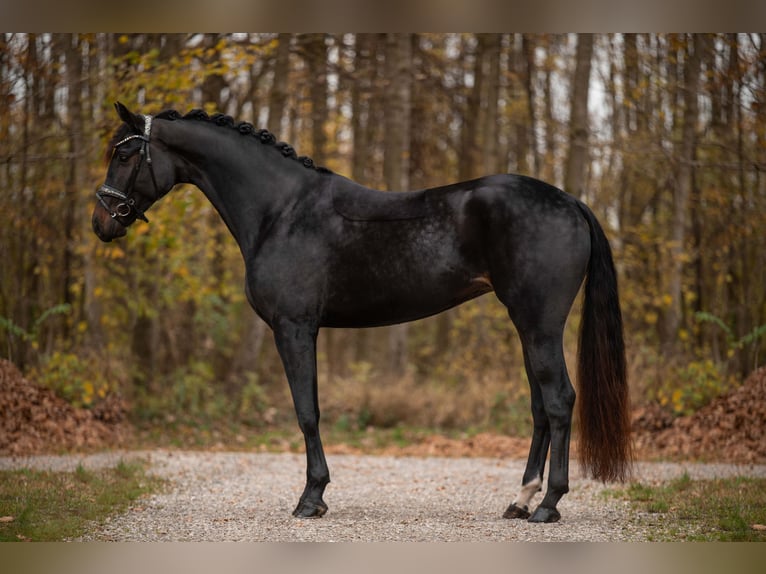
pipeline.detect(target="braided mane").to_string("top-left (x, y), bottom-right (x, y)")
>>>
top-left (155, 109), bottom-right (330, 173)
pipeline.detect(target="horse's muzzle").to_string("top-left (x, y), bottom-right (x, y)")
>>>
top-left (92, 208), bottom-right (127, 242)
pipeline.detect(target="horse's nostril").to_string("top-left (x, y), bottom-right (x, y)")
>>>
top-left (92, 214), bottom-right (114, 242)
top-left (92, 215), bottom-right (105, 238)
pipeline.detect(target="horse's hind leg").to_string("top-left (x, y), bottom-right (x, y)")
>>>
top-left (498, 287), bottom-right (579, 523)
top-left (487, 196), bottom-right (588, 523)
top-left (519, 332), bottom-right (575, 523)
top-left (504, 348), bottom-right (550, 519)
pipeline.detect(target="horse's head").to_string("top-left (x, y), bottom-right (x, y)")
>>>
top-left (92, 102), bottom-right (174, 242)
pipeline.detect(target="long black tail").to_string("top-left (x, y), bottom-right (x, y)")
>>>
top-left (575, 201), bottom-right (632, 482)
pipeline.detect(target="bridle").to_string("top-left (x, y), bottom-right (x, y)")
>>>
top-left (96, 114), bottom-right (159, 224)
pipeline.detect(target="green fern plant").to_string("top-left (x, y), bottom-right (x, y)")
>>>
top-left (695, 311), bottom-right (766, 370)
top-left (0, 303), bottom-right (71, 360)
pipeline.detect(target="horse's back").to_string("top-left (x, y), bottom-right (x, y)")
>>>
top-left (329, 170), bottom-right (578, 216)
top-left (330, 177), bottom-right (430, 221)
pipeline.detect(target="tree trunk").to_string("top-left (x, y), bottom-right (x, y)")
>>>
top-left (267, 34), bottom-right (291, 133)
top-left (541, 34), bottom-right (559, 183)
top-left (459, 35), bottom-right (484, 181)
top-left (662, 34), bottom-right (701, 352)
top-left (63, 34), bottom-right (85, 341)
top-left (564, 33), bottom-right (594, 199)
top-left (16, 34), bottom-right (37, 368)
top-left (82, 35), bottom-right (106, 350)
top-left (521, 34), bottom-right (539, 175)
top-left (304, 34), bottom-right (328, 162)
top-left (200, 33), bottom-right (228, 110)
top-left (480, 34), bottom-right (502, 175)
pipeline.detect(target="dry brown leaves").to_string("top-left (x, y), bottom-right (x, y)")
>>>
top-left (0, 359), bottom-right (132, 456)
top-left (326, 433), bottom-right (532, 459)
top-left (633, 366), bottom-right (766, 464)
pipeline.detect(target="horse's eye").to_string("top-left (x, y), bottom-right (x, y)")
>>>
top-left (118, 153), bottom-right (129, 163)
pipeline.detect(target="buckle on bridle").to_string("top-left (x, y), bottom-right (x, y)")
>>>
top-left (96, 183), bottom-right (150, 223)
top-left (115, 200), bottom-right (133, 218)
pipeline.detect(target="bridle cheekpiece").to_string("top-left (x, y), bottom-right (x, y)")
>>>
top-left (96, 114), bottom-right (158, 224)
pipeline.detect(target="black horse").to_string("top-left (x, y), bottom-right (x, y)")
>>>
top-left (93, 103), bottom-right (632, 523)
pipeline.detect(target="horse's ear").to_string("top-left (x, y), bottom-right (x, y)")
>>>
top-left (114, 102), bottom-right (144, 133)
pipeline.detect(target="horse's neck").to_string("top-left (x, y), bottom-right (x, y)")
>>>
top-left (160, 120), bottom-right (315, 252)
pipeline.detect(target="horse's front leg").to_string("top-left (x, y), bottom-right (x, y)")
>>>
top-left (273, 317), bottom-right (330, 518)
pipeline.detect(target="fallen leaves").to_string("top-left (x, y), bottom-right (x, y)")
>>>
top-left (325, 433), bottom-right (532, 458)
top-left (634, 366), bottom-right (766, 464)
top-left (0, 359), bottom-right (133, 456)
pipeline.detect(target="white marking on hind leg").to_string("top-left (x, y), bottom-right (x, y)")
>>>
top-left (512, 477), bottom-right (543, 511)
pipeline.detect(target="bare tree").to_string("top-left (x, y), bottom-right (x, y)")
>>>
top-left (662, 34), bottom-right (701, 352)
top-left (564, 33), bottom-right (594, 199)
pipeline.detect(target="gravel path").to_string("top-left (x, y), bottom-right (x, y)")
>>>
top-left (2, 450), bottom-right (765, 541)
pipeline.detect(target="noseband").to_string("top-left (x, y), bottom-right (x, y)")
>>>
top-left (96, 114), bottom-right (159, 224)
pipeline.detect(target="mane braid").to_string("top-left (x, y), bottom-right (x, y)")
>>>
top-left (154, 108), bottom-right (330, 173)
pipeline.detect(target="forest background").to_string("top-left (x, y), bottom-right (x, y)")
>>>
top-left (1, 33), bottom-right (765, 441)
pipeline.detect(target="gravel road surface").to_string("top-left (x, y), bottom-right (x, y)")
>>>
top-left (2, 450), bottom-right (765, 542)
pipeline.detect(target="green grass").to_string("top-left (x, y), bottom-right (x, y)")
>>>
top-left (0, 459), bottom-right (165, 541)
top-left (618, 473), bottom-right (766, 541)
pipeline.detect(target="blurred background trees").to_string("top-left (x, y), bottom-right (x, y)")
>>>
top-left (1, 33), bottom-right (764, 430)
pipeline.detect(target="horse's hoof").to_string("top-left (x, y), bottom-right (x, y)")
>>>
top-left (292, 499), bottom-right (328, 518)
top-left (503, 503), bottom-right (531, 520)
top-left (528, 506), bottom-right (561, 523)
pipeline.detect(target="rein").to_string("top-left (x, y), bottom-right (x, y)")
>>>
top-left (96, 114), bottom-right (159, 224)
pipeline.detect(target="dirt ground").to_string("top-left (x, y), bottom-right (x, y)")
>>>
top-left (1, 358), bottom-right (765, 464)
